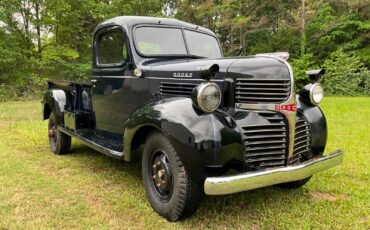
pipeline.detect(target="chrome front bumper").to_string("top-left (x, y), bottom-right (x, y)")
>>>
top-left (204, 150), bottom-right (344, 195)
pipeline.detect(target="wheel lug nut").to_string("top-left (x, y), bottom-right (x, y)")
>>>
top-left (156, 183), bottom-right (161, 187)
top-left (153, 175), bottom-right (156, 179)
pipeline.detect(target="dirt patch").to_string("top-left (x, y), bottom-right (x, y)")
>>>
top-left (86, 194), bottom-right (102, 210)
top-left (309, 191), bottom-right (340, 201)
top-left (0, 121), bottom-right (10, 128)
top-left (248, 223), bottom-right (261, 230)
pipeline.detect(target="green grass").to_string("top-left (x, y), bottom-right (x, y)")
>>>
top-left (0, 97), bottom-right (369, 229)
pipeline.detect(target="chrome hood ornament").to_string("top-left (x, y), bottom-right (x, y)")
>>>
top-left (256, 52), bottom-right (290, 60)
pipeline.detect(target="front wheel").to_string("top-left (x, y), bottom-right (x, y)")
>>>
top-left (277, 155), bottom-right (315, 189)
top-left (277, 176), bottom-right (312, 189)
top-left (142, 132), bottom-right (202, 221)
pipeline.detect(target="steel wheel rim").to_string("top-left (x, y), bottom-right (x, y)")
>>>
top-left (149, 149), bottom-right (173, 201)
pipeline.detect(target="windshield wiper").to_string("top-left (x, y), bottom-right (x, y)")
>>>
top-left (168, 54), bottom-right (206, 59)
top-left (150, 54), bottom-right (207, 60)
top-left (186, 54), bottom-right (206, 59)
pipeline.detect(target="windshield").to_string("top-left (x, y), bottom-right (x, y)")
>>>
top-left (135, 27), bottom-right (222, 58)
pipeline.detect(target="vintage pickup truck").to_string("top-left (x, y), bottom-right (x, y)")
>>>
top-left (42, 16), bottom-right (343, 221)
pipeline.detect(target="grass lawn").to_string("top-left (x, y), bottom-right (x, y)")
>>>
top-left (0, 97), bottom-right (369, 229)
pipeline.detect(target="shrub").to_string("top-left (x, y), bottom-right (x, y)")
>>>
top-left (322, 50), bottom-right (370, 95)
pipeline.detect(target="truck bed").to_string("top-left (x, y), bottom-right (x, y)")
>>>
top-left (47, 80), bottom-right (91, 90)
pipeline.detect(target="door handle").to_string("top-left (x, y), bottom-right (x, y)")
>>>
top-left (91, 79), bottom-right (98, 83)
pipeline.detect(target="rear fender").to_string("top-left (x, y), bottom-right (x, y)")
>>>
top-left (123, 98), bottom-right (244, 181)
top-left (42, 89), bottom-right (71, 125)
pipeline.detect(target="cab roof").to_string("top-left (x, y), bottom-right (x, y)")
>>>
top-left (94, 16), bottom-right (215, 35)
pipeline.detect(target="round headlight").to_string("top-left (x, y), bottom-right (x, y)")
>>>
top-left (192, 82), bottom-right (221, 112)
top-left (310, 83), bottom-right (324, 105)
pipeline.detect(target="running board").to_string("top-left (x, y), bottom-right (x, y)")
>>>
top-left (58, 126), bottom-right (124, 159)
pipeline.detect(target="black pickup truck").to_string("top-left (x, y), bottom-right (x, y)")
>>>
top-left (42, 16), bottom-right (343, 221)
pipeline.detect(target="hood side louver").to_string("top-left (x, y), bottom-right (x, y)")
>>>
top-left (160, 82), bottom-right (198, 97)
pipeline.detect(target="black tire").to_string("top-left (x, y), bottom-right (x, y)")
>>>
top-left (48, 112), bottom-right (71, 155)
top-left (277, 176), bottom-right (312, 189)
top-left (142, 132), bottom-right (202, 221)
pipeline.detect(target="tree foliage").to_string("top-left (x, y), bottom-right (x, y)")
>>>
top-left (323, 50), bottom-right (369, 96)
top-left (0, 0), bottom-right (369, 100)
top-left (291, 53), bottom-right (317, 91)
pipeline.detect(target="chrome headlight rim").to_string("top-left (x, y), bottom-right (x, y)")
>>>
top-left (309, 83), bottom-right (324, 105)
top-left (193, 82), bottom-right (222, 113)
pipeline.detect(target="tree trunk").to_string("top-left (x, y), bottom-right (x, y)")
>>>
top-left (19, 2), bottom-right (30, 38)
top-left (35, 2), bottom-right (42, 56)
top-left (55, 12), bottom-right (60, 47)
top-left (240, 25), bottom-right (245, 55)
top-left (300, 0), bottom-right (306, 57)
top-left (229, 27), bottom-right (233, 55)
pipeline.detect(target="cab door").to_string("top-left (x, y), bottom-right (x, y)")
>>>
top-left (91, 26), bottom-right (134, 134)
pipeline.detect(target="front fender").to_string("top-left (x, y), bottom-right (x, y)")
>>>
top-left (124, 98), bottom-right (244, 181)
top-left (297, 97), bottom-right (327, 155)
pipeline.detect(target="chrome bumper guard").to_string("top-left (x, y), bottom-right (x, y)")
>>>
top-left (204, 150), bottom-right (344, 195)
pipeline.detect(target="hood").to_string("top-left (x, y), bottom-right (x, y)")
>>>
top-left (140, 56), bottom-right (290, 80)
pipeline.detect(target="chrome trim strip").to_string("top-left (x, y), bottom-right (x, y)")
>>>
top-left (235, 56), bottom-right (296, 163)
top-left (204, 150), bottom-right (343, 195)
top-left (145, 77), bottom-right (224, 82)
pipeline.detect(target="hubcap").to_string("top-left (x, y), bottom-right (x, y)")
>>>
top-left (150, 150), bottom-right (173, 200)
top-left (48, 118), bottom-right (57, 145)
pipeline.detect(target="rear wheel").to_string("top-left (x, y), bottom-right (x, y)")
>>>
top-left (48, 112), bottom-right (71, 155)
top-left (142, 132), bottom-right (202, 221)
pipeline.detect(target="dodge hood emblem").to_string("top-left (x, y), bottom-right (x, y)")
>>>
top-left (173, 72), bottom-right (193, 78)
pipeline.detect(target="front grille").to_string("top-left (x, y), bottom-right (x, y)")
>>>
top-left (160, 82), bottom-right (197, 96)
top-left (242, 111), bottom-right (288, 170)
top-left (235, 78), bottom-right (291, 103)
top-left (291, 114), bottom-right (311, 164)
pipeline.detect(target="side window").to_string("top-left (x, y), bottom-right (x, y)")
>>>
top-left (97, 29), bottom-right (127, 65)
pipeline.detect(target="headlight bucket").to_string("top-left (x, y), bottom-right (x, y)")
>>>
top-left (299, 83), bottom-right (324, 105)
top-left (192, 82), bottom-right (222, 113)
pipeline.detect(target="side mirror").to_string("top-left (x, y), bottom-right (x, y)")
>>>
top-left (306, 68), bottom-right (325, 82)
top-left (128, 62), bottom-right (135, 70)
top-left (237, 46), bottom-right (244, 56)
